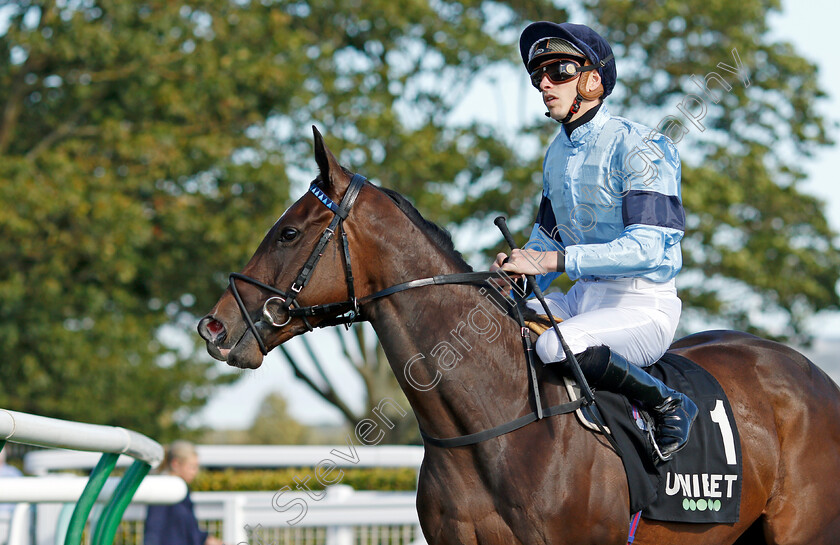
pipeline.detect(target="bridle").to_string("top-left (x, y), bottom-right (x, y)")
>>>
top-left (226, 172), bottom-right (609, 450)
top-left (229, 173), bottom-right (365, 355)
top-left (228, 173), bottom-right (501, 356)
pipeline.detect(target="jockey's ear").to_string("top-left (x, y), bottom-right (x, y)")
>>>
top-left (312, 126), bottom-right (350, 197)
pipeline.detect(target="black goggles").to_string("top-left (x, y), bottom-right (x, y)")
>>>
top-left (529, 53), bottom-right (614, 89)
top-left (529, 60), bottom-right (582, 88)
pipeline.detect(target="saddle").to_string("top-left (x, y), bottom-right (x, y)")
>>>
top-left (525, 319), bottom-right (743, 524)
top-left (525, 316), bottom-right (615, 434)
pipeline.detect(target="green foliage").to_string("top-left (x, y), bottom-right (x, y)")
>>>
top-left (247, 393), bottom-right (312, 445)
top-left (0, 0), bottom-right (555, 439)
top-left (0, 1), bottom-right (296, 438)
top-left (584, 0), bottom-right (839, 341)
top-left (192, 467), bottom-right (418, 492)
top-left (1, 0), bottom-right (836, 443)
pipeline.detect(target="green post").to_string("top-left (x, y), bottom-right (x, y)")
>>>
top-left (91, 459), bottom-right (152, 545)
top-left (54, 503), bottom-right (76, 545)
top-left (65, 452), bottom-right (119, 545)
top-left (0, 440), bottom-right (5, 454)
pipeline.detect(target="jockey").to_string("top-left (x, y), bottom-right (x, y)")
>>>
top-left (493, 21), bottom-right (698, 459)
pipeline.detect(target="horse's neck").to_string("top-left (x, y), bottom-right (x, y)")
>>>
top-left (364, 236), bottom-right (534, 441)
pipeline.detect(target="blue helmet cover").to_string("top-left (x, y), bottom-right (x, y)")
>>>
top-left (520, 22), bottom-right (617, 98)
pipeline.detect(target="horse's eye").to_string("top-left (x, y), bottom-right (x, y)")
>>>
top-left (279, 227), bottom-right (300, 242)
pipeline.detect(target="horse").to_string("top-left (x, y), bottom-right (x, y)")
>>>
top-left (198, 128), bottom-right (840, 544)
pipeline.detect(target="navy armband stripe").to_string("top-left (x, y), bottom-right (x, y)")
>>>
top-left (536, 195), bottom-right (564, 245)
top-left (622, 190), bottom-right (685, 231)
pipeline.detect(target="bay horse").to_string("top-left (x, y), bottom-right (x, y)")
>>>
top-left (198, 128), bottom-right (840, 544)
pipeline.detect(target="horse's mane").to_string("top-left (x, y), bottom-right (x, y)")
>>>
top-left (375, 186), bottom-right (542, 324)
top-left (377, 186), bottom-right (473, 272)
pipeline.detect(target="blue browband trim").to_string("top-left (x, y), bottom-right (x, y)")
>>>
top-left (310, 184), bottom-right (343, 216)
top-left (309, 174), bottom-right (367, 219)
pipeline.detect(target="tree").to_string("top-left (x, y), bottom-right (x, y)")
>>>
top-left (2, 0), bottom-right (836, 441)
top-left (0, 0), bottom-right (302, 438)
top-left (247, 392), bottom-right (311, 445)
top-left (278, 324), bottom-right (421, 445)
top-left (0, 0), bottom-right (554, 439)
top-left (274, 0), bottom-right (839, 434)
top-left (581, 0), bottom-right (839, 341)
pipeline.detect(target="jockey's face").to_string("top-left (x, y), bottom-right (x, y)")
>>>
top-left (538, 59), bottom-right (602, 123)
top-left (540, 70), bottom-right (580, 121)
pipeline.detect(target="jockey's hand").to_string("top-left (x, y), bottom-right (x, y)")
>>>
top-left (491, 252), bottom-right (508, 273)
top-left (488, 253), bottom-right (517, 291)
top-left (501, 249), bottom-right (559, 276)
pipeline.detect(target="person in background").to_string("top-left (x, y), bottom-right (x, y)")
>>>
top-left (144, 441), bottom-right (223, 545)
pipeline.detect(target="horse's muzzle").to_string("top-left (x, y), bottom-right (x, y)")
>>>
top-left (197, 314), bottom-right (267, 368)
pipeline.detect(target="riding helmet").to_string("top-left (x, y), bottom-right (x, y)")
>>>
top-left (519, 22), bottom-right (617, 98)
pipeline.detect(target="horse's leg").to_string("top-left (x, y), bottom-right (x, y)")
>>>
top-left (417, 457), bottom-right (530, 545)
top-left (417, 500), bottom-right (527, 545)
top-left (758, 389), bottom-right (840, 544)
top-left (762, 499), bottom-right (840, 545)
top-left (760, 469), bottom-right (840, 545)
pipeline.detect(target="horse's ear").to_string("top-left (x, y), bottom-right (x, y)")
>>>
top-left (312, 126), bottom-right (348, 192)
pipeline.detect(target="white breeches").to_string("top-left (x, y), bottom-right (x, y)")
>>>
top-left (527, 277), bottom-right (682, 367)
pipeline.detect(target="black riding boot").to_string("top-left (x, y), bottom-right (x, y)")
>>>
top-left (575, 346), bottom-right (699, 460)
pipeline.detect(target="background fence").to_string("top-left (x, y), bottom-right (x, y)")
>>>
top-left (0, 409), bottom-right (178, 545)
top-left (3, 445), bottom-right (428, 545)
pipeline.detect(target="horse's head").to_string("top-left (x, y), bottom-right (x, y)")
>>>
top-left (198, 127), bottom-right (375, 369)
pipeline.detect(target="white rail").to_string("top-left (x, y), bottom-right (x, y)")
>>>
top-left (0, 409), bottom-right (163, 468)
top-left (163, 487), bottom-right (424, 545)
top-left (0, 476), bottom-right (186, 504)
top-left (14, 444), bottom-right (429, 545)
top-left (3, 488), bottom-right (426, 545)
top-left (0, 408), bottom-right (168, 545)
top-left (25, 444), bottom-right (424, 475)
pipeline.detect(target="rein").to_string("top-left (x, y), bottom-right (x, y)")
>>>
top-left (228, 173), bottom-right (589, 449)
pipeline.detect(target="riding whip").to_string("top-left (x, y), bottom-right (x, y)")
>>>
top-left (494, 216), bottom-right (595, 405)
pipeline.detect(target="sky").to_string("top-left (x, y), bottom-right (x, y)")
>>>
top-left (194, 0), bottom-right (840, 430)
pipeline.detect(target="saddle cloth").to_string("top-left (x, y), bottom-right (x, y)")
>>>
top-left (572, 352), bottom-right (743, 523)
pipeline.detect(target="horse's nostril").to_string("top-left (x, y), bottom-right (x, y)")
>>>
top-left (199, 316), bottom-right (226, 343)
top-left (207, 319), bottom-right (224, 335)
